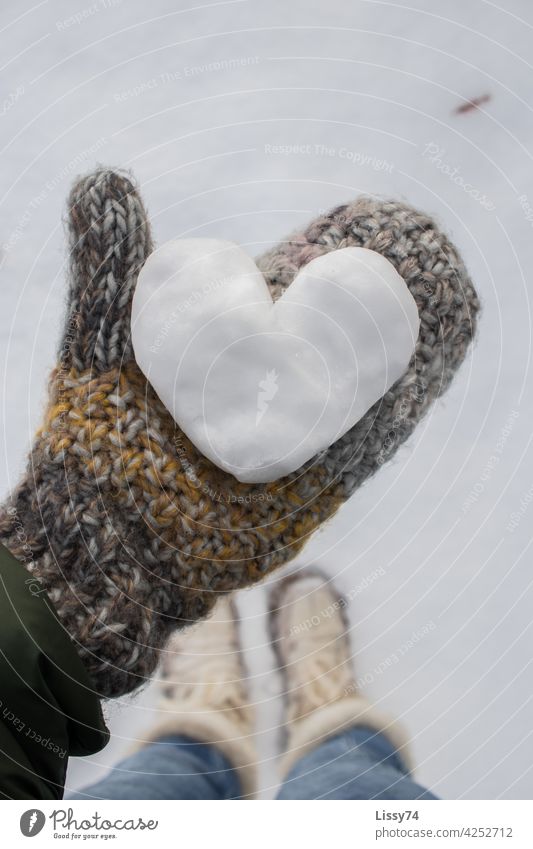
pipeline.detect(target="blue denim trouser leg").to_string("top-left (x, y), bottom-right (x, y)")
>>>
top-left (68, 735), bottom-right (242, 800)
top-left (277, 725), bottom-right (438, 800)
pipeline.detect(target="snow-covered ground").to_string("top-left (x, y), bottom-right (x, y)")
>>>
top-left (1, 0), bottom-right (532, 799)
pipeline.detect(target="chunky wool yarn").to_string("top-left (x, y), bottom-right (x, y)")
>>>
top-left (0, 169), bottom-right (479, 698)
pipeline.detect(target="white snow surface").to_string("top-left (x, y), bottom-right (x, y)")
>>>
top-left (132, 241), bottom-right (419, 481)
top-left (1, 0), bottom-right (532, 799)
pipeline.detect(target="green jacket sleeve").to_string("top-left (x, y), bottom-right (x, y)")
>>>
top-left (0, 543), bottom-right (109, 799)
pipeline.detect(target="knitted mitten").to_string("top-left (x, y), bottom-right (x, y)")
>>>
top-left (0, 169), bottom-right (479, 698)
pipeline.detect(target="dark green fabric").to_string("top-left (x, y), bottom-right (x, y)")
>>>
top-left (0, 543), bottom-right (109, 799)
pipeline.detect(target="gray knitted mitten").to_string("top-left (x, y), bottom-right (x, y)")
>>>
top-left (0, 169), bottom-right (479, 697)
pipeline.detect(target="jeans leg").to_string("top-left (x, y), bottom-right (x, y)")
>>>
top-left (277, 725), bottom-right (438, 800)
top-left (68, 735), bottom-right (242, 800)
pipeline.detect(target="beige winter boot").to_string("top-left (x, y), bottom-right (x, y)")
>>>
top-left (140, 596), bottom-right (256, 797)
top-left (269, 571), bottom-right (411, 776)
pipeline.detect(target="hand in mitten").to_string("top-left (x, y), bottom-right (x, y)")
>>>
top-left (0, 169), bottom-right (479, 698)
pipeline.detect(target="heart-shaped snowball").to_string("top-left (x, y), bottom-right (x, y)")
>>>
top-left (131, 240), bottom-right (419, 483)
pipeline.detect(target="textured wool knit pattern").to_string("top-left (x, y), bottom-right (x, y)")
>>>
top-left (0, 169), bottom-right (479, 698)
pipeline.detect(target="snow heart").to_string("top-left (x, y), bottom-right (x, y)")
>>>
top-left (132, 240), bottom-right (419, 483)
